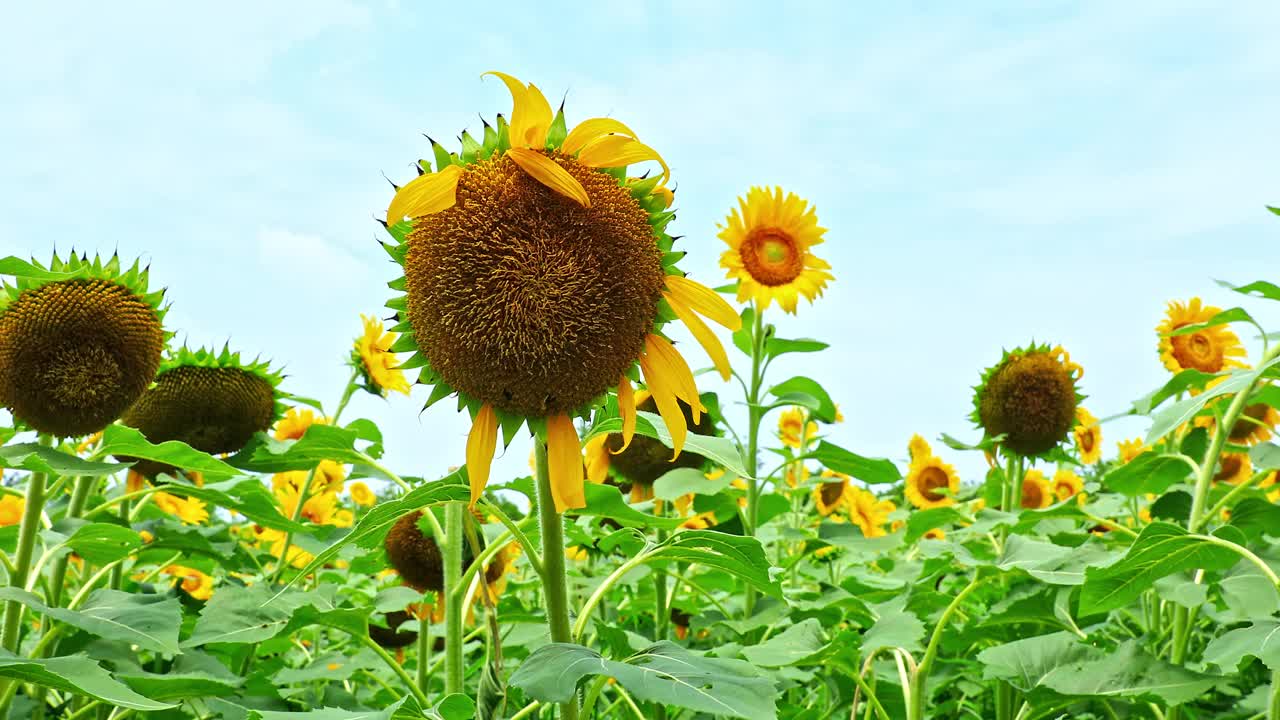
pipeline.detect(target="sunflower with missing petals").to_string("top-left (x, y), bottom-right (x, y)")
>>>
top-left (1073, 407), bottom-right (1102, 464)
top-left (596, 391), bottom-right (716, 502)
top-left (1213, 452), bottom-right (1252, 485)
top-left (778, 407), bottom-right (819, 449)
top-left (1157, 298), bottom-right (1247, 377)
top-left (904, 453), bottom-right (961, 510)
top-left (847, 486), bottom-right (894, 538)
top-left (973, 342), bottom-right (1085, 458)
top-left (813, 469), bottom-right (854, 518)
top-left (274, 407), bottom-right (327, 441)
top-left (1117, 438), bottom-right (1149, 464)
top-left (352, 314), bottom-right (412, 397)
top-left (1020, 469), bottom-right (1053, 509)
top-left (719, 187), bottom-right (831, 313)
top-left (382, 72), bottom-right (740, 511)
top-left (1050, 468), bottom-right (1083, 502)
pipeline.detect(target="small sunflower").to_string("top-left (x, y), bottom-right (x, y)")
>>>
top-left (718, 186), bottom-right (832, 313)
top-left (848, 487), bottom-right (894, 538)
top-left (678, 511), bottom-right (717, 530)
top-left (1117, 438), bottom-right (1149, 464)
top-left (1228, 401), bottom-right (1280, 446)
top-left (778, 407), bottom-right (818, 449)
top-left (908, 434), bottom-right (932, 464)
top-left (162, 565), bottom-right (214, 601)
top-left (922, 528), bottom-right (946, 541)
top-left (272, 459), bottom-right (347, 498)
top-left (0, 253), bottom-right (167, 437)
top-left (274, 407), bottom-right (327, 441)
top-left (1073, 407), bottom-right (1102, 465)
top-left (1050, 468), bottom-right (1084, 502)
top-left (349, 481), bottom-right (376, 507)
top-left (1213, 452), bottom-right (1252, 485)
top-left (120, 345), bottom-right (284, 478)
top-left (785, 462), bottom-right (811, 489)
top-left (973, 342), bottom-right (1084, 458)
top-left (152, 491), bottom-right (209, 525)
top-left (0, 495), bottom-right (24, 527)
top-left (1020, 469), bottom-right (1052, 509)
top-left (904, 456), bottom-right (961, 510)
top-left (351, 314), bottom-right (412, 397)
top-left (383, 71), bottom-right (740, 511)
top-left (813, 469), bottom-right (853, 517)
top-left (1157, 298), bottom-right (1247, 376)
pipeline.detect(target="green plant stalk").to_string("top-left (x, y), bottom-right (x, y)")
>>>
top-left (533, 441), bottom-right (581, 720)
top-left (574, 551), bottom-right (651, 641)
top-left (443, 502), bottom-right (465, 695)
top-left (359, 634), bottom-right (432, 708)
top-left (109, 499), bottom-right (130, 591)
top-left (2, 434), bottom-right (54, 653)
top-left (45, 475), bottom-right (94, 608)
top-left (909, 572), bottom-right (988, 720)
top-left (1269, 669), bottom-right (1280, 720)
top-left (416, 613), bottom-right (431, 695)
top-left (743, 306), bottom-right (766, 618)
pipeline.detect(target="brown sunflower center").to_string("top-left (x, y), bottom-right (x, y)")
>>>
top-left (819, 481), bottom-right (846, 507)
top-left (605, 395), bottom-right (714, 485)
top-left (740, 227), bottom-right (803, 286)
top-left (978, 350), bottom-right (1078, 456)
top-left (1214, 455), bottom-right (1243, 483)
top-left (1079, 428), bottom-right (1095, 453)
top-left (1229, 403), bottom-right (1273, 442)
top-left (916, 466), bottom-right (951, 502)
top-left (1021, 479), bottom-right (1044, 508)
top-left (403, 152), bottom-right (665, 417)
top-left (1170, 329), bottom-right (1222, 372)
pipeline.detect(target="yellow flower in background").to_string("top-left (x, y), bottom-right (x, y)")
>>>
top-left (679, 512), bottom-right (717, 530)
top-left (847, 487), bottom-right (894, 538)
top-left (1050, 469), bottom-right (1084, 502)
top-left (274, 407), bottom-right (328, 441)
top-left (778, 407), bottom-right (817, 448)
top-left (1073, 407), bottom-right (1102, 465)
top-left (834, 404), bottom-right (845, 423)
top-left (162, 565), bottom-right (215, 601)
top-left (275, 483), bottom-right (342, 526)
top-left (353, 314), bottom-right (412, 397)
top-left (1021, 469), bottom-right (1052, 509)
top-left (333, 509), bottom-right (355, 528)
top-left (254, 526), bottom-right (314, 568)
top-left (1117, 438), bottom-right (1149, 464)
top-left (0, 495), bottom-right (24, 526)
top-left (349, 481), bottom-right (375, 507)
top-left (273, 460), bottom-right (347, 497)
top-left (1156, 298), bottom-right (1247, 377)
top-left (1213, 452), bottom-right (1252, 485)
top-left (139, 530), bottom-right (155, 544)
top-left (908, 434), bottom-right (933, 464)
top-left (75, 430), bottom-right (104, 456)
top-left (565, 546), bottom-right (589, 562)
top-left (718, 186), bottom-right (832, 313)
top-left (152, 492), bottom-right (209, 525)
top-left (1225, 400), bottom-right (1280, 446)
top-left (483, 543), bottom-right (522, 602)
top-left (785, 462), bottom-right (811, 488)
top-left (904, 456), bottom-right (960, 510)
top-left (583, 433), bottom-right (612, 485)
top-left (813, 470), bottom-right (853, 517)
top-left (922, 528), bottom-right (946, 541)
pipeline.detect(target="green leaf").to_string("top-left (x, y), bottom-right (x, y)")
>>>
top-left (434, 693), bottom-right (476, 720)
top-left (861, 597), bottom-right (924, 653)
top-left (1162, 307), bottom-right (1258, 337)
top-left (767, 376), bottom-right (836, 422)
top-left (650, 531), bottom-right (781, 597)
top-left (1103, 453), bottom-right (1193, 496)
top-left (0, 443), bottom-right (125, 477)
top-left (0, 588), bottom-right (179, 654)
top-left (765, 337), bottom-right (828, 359)
top-left (810, 441), bottom-right (901, 485)
top-left (1130, 370), bottom-right (1221, 415)
top-left (98, 424), bottom-right (240, 478)
top-left (1147, 357), bottom-right (1280, 443)
top-left (1227, 498), bottom-right (1280, 540)
top-left (65, 523), bottom-right (142, 565)
top-left (156, 476), bottom-right (307, 533)
top-left (0, 257), bottom-right (80, 281)
top-left (1203, 620), bottom-right (1280, 671)
top-left (904, 507), bottom-right (966, 543)
top-left (117, 668), bottom-right (242, 701)
top-left (1252, 442), bottom-right (1280, 471)
top-left (996, 535), bottom-right (1101, 586)
top-left (0, 654), bottom-right (174, 711)
top-left (509, 642), bottom-right (777, 720)
top-left (185, 585), bottom-right (318, 647)
top-left (586, 411), bottom-right (751, 479)
top-left (1217, 278), bottom-right (1280, 302)
top-left (653, 467), bottom-right (732, 501)
top-left (1079, 522), bottom-right (1244, 614)
top-left (227, 424), bottom-right (376, 474)
top-left (741, 618), bottom-right (826, 667)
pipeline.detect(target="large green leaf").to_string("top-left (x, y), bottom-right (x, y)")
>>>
top-left (996, 535), bottom-right (1115, 586)
top-left (810, 441), bottom-right (901, 485)
top-left (653, 467), bottom-right (733, 501)
top-left (1203, 621), bottom-right (1280, 672)
top-left (227, 424), bottom-right (377, 474)
top-left (1217, 278), bottom-right (1280, 302)
top-left (98, 424), bottom-right (240, 478)
top-left (151, 476), bottom-right (307, 533)
top-left (741, 618), bottom-right (826, 667)
top-left (185, 585), bottom-right (318, 647)
top-left (765, 337), bottom-right (828, 359)
top-left (0, 654), bottom-right (174, 711)
top-left (1147, 357), bottom-right (1280, 443)
top-left (767, 376), bottom-right (836, 422)
top-left (509, 642), bottom-right (777, 720)
top-left (64, 522), bottom-right (143, 565)
top-left (0, 443), bottom-right (125, 477)
top-left (861, 597), bottom-right (924, 654)
top-left (586, 412), bottom-right (751, 479)
top-left (649, 530), bottom-right (781, 597)
top-left (0, 588), bottom-right (179, 654)
top-left (1103, 453), bottom-right (1193, 496)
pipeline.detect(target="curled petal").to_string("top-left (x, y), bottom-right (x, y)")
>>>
top-left (507, 148), bottom-right (591, 208)
top-left (482, 71), bottom-right (550, 149)
top-left (665, 275), bottom-right (741, 330)
top-left (546, 414), bottom-right (586, 512)
top-left (651, 186), bottom-right (674, 209)
top-left (665, 291), bottom-right (731, 381)
top-left (639, 351), bottom-right (687, 460)
top-left (643, 334), bottom-right (704, 424)
top-left (562, 118), bottom-right (639, 155)
top-left (615, 376), bottom-right (636, 454)
top-left (577, 135), bottom-right (670, 186)
top-left (466, 404), bottom-right (498, 506)
top-left (386, 165), bottom-right (462, 224)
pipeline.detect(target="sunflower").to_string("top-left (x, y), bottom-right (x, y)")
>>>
top-left (813, 469), bottom-right (854, 517)
top-left (922, 528), bottom-right (946, 541)
top-left (779, 407), bottom-right (818, 448)
top-left (0, 253), bottom-right (167, 437)
top-left (120, 345), bottom-right (284, 478)
top-left (1157, 298), bottom-right (1247, 376)
top-left (152, 491), bottom-right (209, 525)
top-left (274, 407), bottom-right (327, 441)
top-left (679, 512), bottom-right (717, 530)
top-left (904, 456), bottom-right (960, 510)
top-left (908, 434), bottom-right (933, 464)
top-left (276, 484), bottom-right (343, 526)
top-left (718, 187), bottom-right (832, 313)
top-left (1228, 401), bottom-right (1280, 446)
top-left (349, 481), bottom-right (376, 507)
top-left (352, 314), bottom-right (412, 397)
top-left (382, 71), bottom-right (740, 511)
top-left (162, 565), bottom-right (214, 601)
top-left (0, 495), bottom-right (24, 527)
top-left (1213, 452), bottom-right (1252, 485)
top-left (847, 487), bottom-right (894, 538)
top-left (601, 392), bottom-right (715, 497)
top-left (1020, 469), bottom-right (1052, 509)
top-left (785, 462), bottom-right (811, 489)
top-left (973, 342), bottom-right (1084, 458)
top-left (1117, 438), bottom-right (1149, 464)
top-left (272, 460), bottom-right (347, 498)
top-left (1072, 407), bottom-right (1102, 464)
top-left (1050, 468), bottom-right (1084, 502)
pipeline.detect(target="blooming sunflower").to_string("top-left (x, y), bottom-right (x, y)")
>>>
top-left (904, 455), bottom-right (960, 510)
top-left (908, 434), bottom-right (933, 464)
top-left (349, 481), bottom-right (376, 507)
top-left (1213, 452), bottom-right (1252, 485)
top-left (274, 407), bottom-right (327, 441)
top-left (779, 407), bottom-right (818, 449)
top-left (272, 459), bottom-right (347, 497)
top-left (1050, 468), bottom-right (1083, 502)
top-left (351, 314), bottom-right (412, 397)
top-left (1073, 407), bottom-right (1102, 465)
top-left (1020, 469), bottom-right (1052, 509)
top-left (1117, 438), bottom-right (1149, 464)
top-left (0, 253), bottom-right (167, 437)
top-left (120, 345), bottom-right (284, 477)
top-left (152, 491), bottom-right (209, 525)
top-left (847, 486), bottom-right (894, 538)
top-left (162, 565), bottom-right (214, 601)
top-left (973, 342), bottom-right (1084, 458)
top-left (813, 470), bottom-right (853, 517)
top-left (382, 72), bottom-right (739, 510)
top-left (0, 495), bottom-right (24, 527)
top-left (1157, 298), bottom-right (1247, 376)
top-left (718, 186), bottom-right (831, 313)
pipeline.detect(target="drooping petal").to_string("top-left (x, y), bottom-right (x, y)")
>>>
top-left (665, 291), bottom-right (731, 381)
top-left (639, 351), bottom-right (687, 460)
top-left (466, 403), bottom-right (498, 506)
top-left (386, 165), bottom-right (462, 224)
top-left (562, 118), bottom-right (639, 155)
top-left (577, 135), bottom-right (670, 186)
top-left (507, 148), bottom-right (591, 208)
top-left (614, 375), bottom-right (637, 454)
top-left (643, 334), bottom-right (704, 424)
top-left (482, 71), bottom-right (551, 149)
top-left (665, 275), bottom-right (741, 330)
top-left (546, 414), bottom-right (586, 512)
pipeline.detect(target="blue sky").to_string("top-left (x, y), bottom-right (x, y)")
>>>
top-left (2, 1), bottom-right (1278, 488)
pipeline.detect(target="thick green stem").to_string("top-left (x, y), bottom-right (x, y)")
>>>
top-left (443, 503), bottom-right (465, 695)
top-left (360, 634), bottom-right (432, 708)
top-left (108, 499), bottom-right (129, 590)
top-left (416, 612), bottom-right (431, 696)
top-left (533, 441), bottom-right (580, 720)
top-left (2, 434), bottom-right (53, 652)
top-left (742, 307), bottom-right (765, 618)
top-left (46, 476), bottom-right (94, 608)
top-left (1269, 669), bottom-right (1280, 720)
top-left (909, 572), bottom-right (987, 719)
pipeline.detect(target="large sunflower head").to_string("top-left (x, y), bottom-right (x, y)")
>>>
top-left (1072, 407), bottom-right (1102, 465)
top-left (384, 510), bottom-right (445, 593)
top-left (718, 186), bottom-right (831, 313)
top-left (120, 345), bottom-right (283, 477)
top-left (904, 455), bottom-right (960, 510)
top-left (1227, 399), bottom-right (1279, 446)
top-left (1156, 298), bottom-right (1247, 376)
top-left (602, 392), bottom-right (715, 490)
top-left (973, 342), bottom-right (1084, 458)
top-left (0, 253), bottom-right (168, 437)
top-left (382, 72), bottom-right (740, 512)
top-left (1020, 469), bottom-right (1052, 509)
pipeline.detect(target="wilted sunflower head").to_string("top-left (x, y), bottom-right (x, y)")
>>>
top-left (0, 253), bottom-right (167, 437)
top-left (603, 393), bottom-right (715, 488)
top-left (384, 510), bottom-right (477, 593)
top-left (381, 71), bottom-right (740, 513)
top-left (973, 343), bottom-right (1084, 458)
top-left (120, 345), bottom-right (283, 477)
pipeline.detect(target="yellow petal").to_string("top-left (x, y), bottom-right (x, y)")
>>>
top-left (521, 82), bottom-right (553, 149)
top-left (482, 71), bottom-right (550, 149)
top-left (615, 376), bottom-right (636, 454)
top-left (466, 403), bottom-right (498, 506)
top-left (562, 118), bottom-right (639, 156)
top-left (643, 334), bottom-right (703, 424)
top-left (665, 275), bottom-right (741, 330)
top-left (546, 414), bottom-right (585, 512)
top-left (507, 148), bottom-right (591, 208)
top-left (386, 165), bottom-right (462, 224)
top-left (577, 135), bottom-right (670, 186)
top-left (665, 291), bottom-right (731, 381)
top-left (639, 352), bottom-right (687, 460)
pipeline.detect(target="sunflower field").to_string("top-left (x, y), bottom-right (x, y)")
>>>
top-left (2, 70), bottom-right (1280, 720)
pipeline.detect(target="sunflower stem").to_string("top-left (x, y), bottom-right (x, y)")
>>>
top-left (743, 305), bottom-right (766, 618)
top-left (910, 571), bottom-right (988, 720)
top-left (443, 502), bottom-right (465, 695)
top-left (45, 476), bottom-right (93, 609)
top-left (2, 434), bottom-right (54, 653)
top-left (416, 609), bottom-right (431, 696)
top-left (533, 440), bottom-right (581, 720)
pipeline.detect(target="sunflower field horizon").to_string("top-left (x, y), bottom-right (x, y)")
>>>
top-left (2, 4), bottom-right (1280, 720)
